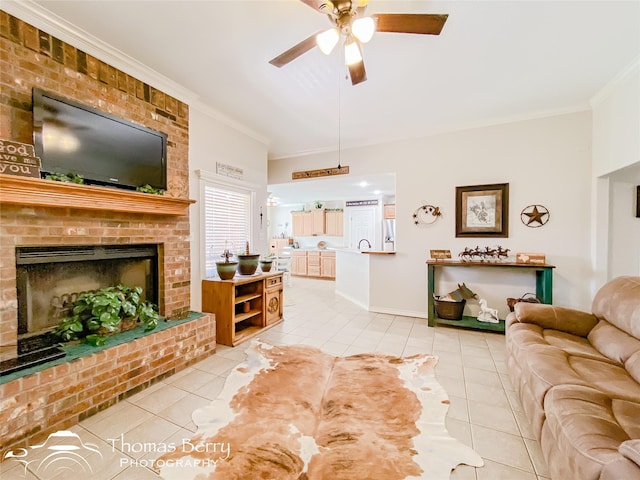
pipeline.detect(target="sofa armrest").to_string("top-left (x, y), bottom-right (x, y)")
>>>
top-left (510, 303), bottom-right (598, 337)
top-left (619, 440), bottom-right (640, 467)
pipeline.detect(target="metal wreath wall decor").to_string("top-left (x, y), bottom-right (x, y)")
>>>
top-left (413, 204), bottom-right (441, 225)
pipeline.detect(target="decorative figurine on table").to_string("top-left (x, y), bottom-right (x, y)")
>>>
top-left (477, 299), bottom-right (500, 323)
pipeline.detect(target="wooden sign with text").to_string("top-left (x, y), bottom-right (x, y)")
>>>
top-left (0, 139), bottom-right (41, 178)
top-left (292, 165), bottom-right (349, 180)
top-left (430, 249), bottom-right (452, 260)
top-left (516, 252), bottom-right (546, 265)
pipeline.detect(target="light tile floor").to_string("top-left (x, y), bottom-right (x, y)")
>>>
top-left (2, 277), bottom-right (550, 480)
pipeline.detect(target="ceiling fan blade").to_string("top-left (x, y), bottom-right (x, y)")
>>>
top-left (269, 31), bottom-right (323, 68)
top-left (372, 13), bottom-right (448, 35)
top-left (348, 60), bottom-right (367, 86)
top-left (298, 0), bottom-right (334, 14)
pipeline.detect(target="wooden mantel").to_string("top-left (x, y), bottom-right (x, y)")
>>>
top-left (0, 174), bottom-right (195, 215)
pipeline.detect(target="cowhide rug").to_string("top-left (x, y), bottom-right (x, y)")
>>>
top-left (157, 341), bottom-right (483, 479)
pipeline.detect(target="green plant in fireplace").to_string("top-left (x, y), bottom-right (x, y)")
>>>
top-left (54, 284), bottom-right (159, 346)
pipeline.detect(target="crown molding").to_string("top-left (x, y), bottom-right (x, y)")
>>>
top-left (590, 56), bottom-right (640, 107)
top-left (2, 1), bottom-right (198, 104)
top-left (191, 103), bottom-right (270, 146)
top-left (2, 1), bottom-right (269, 145)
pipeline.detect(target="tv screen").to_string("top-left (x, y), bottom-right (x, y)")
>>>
top-left (32, 88), bottom-right (167, 190)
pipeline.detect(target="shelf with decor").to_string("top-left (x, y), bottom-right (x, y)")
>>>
top-left (426, 260), bottom-right (555, 333)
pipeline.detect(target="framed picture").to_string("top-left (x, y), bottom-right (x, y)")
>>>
top-left (637, 186), bottom-right (640, 218)
top-left (456, 183), bottom-right (509, 237)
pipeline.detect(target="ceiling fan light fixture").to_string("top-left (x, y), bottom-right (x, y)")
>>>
top-left (316, 28), bottom-right (340, 55)
top-left (344, 38), bottom-right (363, 65)
top-left (352, 16), bottom-right (376, 43)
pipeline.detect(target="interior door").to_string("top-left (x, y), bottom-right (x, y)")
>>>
top-left (348, 208), bottom-right (376, 249)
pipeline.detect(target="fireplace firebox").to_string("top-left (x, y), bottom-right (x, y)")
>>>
top-left (0, 244), bottom-right (159, 376)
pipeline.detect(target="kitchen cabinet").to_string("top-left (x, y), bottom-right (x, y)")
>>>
top-left (320, 251), bottom-right (336, 278)
top-left (312, 209), bottom-right (325, 235)
top-left (292, 211), bottom-right (314, 236)
top-left (269, 238), bottom-right (291, 254)
top-left (307, 251), bottom-right (321, 276)
top-left (291, 250), bottom-right (308, 275)
top-left (325, 210), bottom-right (344, 236)
top-left (290, 250), bottom-right (336, 279)
top-left (291, 212), bottom-right (305, 236)
top-left (202, 272), bottom-right (283, 346)
top-left (292, 209), bottom-right (343, 236)
top-left (384, 204), bottom-right (396, 219)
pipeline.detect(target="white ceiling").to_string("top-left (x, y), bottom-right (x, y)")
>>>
top-left (6, 1), bottom-right (640, 203)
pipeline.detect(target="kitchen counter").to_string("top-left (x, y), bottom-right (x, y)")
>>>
top-left (334, 248), bottom-right (396, 309)
top-left (332, 248), bottom-right (395, 254)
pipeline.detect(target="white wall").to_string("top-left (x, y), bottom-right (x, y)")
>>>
top-left (609, 169), bottom-right (640, 278)
top-left (270, 112), bottom-right (594, 317)
top-left (592, 60), bottom-right (640, 177)
top-left (189, 106), bottom-right (269, 311)
top-left (591, 59), bottom-right (640, 285)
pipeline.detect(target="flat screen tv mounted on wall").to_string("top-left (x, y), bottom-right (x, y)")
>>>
top-left (32, 88), bottom-right (167, 191)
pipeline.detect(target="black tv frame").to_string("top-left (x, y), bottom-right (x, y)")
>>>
top-left (32, 88), bottom-right (167, 191)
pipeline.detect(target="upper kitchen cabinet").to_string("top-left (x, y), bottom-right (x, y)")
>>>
top-left (312, 209), bottom-right (325, 235)
top-left (325, 210), bottom-right (344, 236)
top-left (384, 204), bottom-right (396, 219)
top-left (292, 211), bottom-right (312, 236)
top-left (291, 209), bottom-right (343, 236)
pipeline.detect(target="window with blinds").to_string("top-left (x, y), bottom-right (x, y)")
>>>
top-left (204, 184), bottom-right (251, 277)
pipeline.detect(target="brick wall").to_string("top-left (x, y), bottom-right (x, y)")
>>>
top-left (0, 12), bottom-right (192, 360)
top-left (0, 313), bottom-right (216, 451)
top-left (0, 13), bottom-right (218, 451)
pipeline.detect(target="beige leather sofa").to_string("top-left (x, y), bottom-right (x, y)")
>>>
top-left (505, 276), bottom-right (640, 480)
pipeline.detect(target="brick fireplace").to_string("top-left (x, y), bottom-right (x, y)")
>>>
top-left (0, 13), bottom-right (216, 450)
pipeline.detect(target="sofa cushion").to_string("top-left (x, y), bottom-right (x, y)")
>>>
top-left (619, 439), bottom-right (640, 467)
top-left (512, 302), bottom-right (599, 336)
top-left (627, 350), bottom-right (640, 386)
top-left (589, 319), bottom-right (640, 367)
top-left (542, 384), bottom-right (640, 480)
top-left (591, 276), bottom-right (640, 338)
top-left (507, 322), bottom-right (619, 365)
top-left (521, 345), bottom-right (640, 403)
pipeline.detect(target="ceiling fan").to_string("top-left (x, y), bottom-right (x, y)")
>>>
top-left (269, 0), bottom-right (448, 86)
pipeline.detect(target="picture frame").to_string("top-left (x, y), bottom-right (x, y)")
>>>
top-left (456, 183), bottom-right (509, 237)
top-left (637, 186), bottom-right (640, 218)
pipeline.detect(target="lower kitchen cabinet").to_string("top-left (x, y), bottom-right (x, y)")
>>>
top-left (290, 251), bottom-right (335, 279)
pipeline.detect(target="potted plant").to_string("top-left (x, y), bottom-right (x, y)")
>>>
top-left (216, 248), bottom-right (238, 280)
top-left (54, 284), bottom-right (159, 346)
top-left (237, 241), bottom-right (260, 275)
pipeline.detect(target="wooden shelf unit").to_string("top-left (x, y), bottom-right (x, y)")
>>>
top-left (202, 272), bottom-right (284, 346)
top-left (426, 260), bottom-right (555, 334)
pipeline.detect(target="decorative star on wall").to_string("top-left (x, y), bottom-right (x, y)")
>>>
top-left (520, 204), bottom-right (550, 227)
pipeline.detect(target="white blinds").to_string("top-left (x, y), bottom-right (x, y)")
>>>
top-left (204, 184), bottom-right (251, 277)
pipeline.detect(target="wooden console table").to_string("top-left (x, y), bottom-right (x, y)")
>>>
top-left (426, 260), bottom-right (555, 333)
top-left (202, 272), bottom-right (283, 346)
